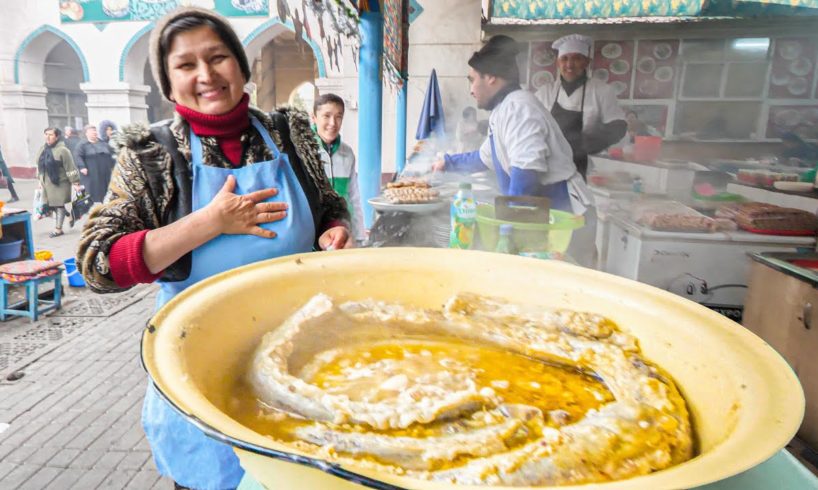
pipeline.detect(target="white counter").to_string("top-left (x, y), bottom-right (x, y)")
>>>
top-left (603, 214), bottom-right (815, 309)
top-left (727, 183), bottom-right (818, 214)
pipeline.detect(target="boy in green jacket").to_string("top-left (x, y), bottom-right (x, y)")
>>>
top-left (312, 94), bottom-right (365, 242)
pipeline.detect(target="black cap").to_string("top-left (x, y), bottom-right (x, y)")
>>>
top-left (468, 35), bottom-right (523, 82)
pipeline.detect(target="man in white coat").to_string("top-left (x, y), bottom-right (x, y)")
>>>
top-left (536, 34), bottom-right (627, 180)
top-left (433, 35), bottom-right (597, 267)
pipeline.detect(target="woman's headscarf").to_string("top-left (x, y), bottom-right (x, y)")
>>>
top-left (149, 7), bottom-right (251, 102)
top-left (98, 120), bottom-right (118, 143)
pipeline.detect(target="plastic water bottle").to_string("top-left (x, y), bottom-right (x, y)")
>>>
top-left (495, 224), bottom-right (514, 254)
top-left (449, 183), bottom-right (476, 249)
top-left (632, 176), bottom-right (643, 193)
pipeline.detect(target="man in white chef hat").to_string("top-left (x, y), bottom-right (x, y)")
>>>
top-left (536, 34), bottom-right (627, 180)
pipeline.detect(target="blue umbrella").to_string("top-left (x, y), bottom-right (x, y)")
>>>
top-left (416, 69), bottom-right (446, 140)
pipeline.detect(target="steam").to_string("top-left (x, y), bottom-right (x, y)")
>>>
top-left (368, 131), bottom-right (501, 249)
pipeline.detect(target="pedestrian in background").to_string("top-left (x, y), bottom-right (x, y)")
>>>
top-left (98, 119), bottom-right (119, 152)
top-left (0, 145), bottom-right (20, 203)
top-left (35, 127), bottom-right (81, 237)
top-left (75, 124), bottom-right (116, 203)
top-left (64, 126), bottom-right (82, 156)
top-left (455, 106), bottom-right (483, 152)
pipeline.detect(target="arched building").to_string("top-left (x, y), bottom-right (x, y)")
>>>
top-left (0, 0), bottom-right (351, 175)
top-left (1, 0), bottom-right (483, 181)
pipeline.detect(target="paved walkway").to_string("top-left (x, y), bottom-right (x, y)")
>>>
top-left (0, 179), bottom-right (170, 489)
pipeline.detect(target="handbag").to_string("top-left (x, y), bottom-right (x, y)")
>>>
top-left (70, 190), bottom-right (94, 221)
top-left (0, 175), bottom-right (8, 189)
top-left (33, 188), bottom-right (50, 219)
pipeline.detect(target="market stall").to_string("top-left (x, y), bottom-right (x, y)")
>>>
top-left (603, 212), bottom-right (815, 319)
top-left (319, 6), bottom-right (818, 485)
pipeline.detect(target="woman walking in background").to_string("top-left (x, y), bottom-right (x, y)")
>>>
top-left (98, 120), bottom-right (119, 152)
top-left (75, 124), bottom-right (116, 203)
top-left (35, 127), bottom-right (81, 237)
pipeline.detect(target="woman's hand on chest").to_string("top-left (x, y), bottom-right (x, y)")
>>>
top-left (202, 175), bottom-right (288, 238)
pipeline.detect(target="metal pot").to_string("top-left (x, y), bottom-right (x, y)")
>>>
top-left (142, 248), bottom-right (803, 490)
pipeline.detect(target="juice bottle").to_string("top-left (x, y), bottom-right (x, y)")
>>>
top-left (449, 183), bottom-right (476, 249)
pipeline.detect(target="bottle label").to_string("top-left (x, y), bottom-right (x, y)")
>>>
top-left (450, 195), bottom-right (476, 249)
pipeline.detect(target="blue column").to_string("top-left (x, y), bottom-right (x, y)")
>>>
top-left (357, 8), bottom-right (383, 229)
top-left (396, 81), bottom-right (408, 175)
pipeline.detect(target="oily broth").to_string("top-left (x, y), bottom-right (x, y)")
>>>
top-left (228, 338), bottom-right (614, 443)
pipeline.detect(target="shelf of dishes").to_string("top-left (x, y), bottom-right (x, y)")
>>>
top-left (528, 39), bottom-right (676, 99)
top-left (528, 37), bottom-right (815, 100)
top-left (527, 37), bottom-right (818, 142)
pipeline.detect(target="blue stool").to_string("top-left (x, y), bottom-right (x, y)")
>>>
top-left (0, 272), bottom-right (62, 322)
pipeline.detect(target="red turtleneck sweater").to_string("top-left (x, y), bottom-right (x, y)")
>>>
top-left (175, 93), bottom-right (250, 165)
top-left (108, 96), bottom-right (251, 287)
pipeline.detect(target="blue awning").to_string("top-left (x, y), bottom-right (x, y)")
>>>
top-left (703, 0), bottom-right (818, 17)
top-left (491, 0), bottom-right (704, 21)
top-left (489, 0), bottom-right (818, 23)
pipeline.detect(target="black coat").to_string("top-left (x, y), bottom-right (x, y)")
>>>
top-left (65, 135), bottom-right (82, 156)
top-left (74, 140), bottom-right (115, 202)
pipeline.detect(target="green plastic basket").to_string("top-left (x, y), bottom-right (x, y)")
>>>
top-left (475, 203), bottom-right (584, 253)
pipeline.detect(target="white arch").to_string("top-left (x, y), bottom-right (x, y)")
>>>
top-left (15, 25), bottom-right (89, 85)
top-left (288, 81), bottom-right (317, 111)
top-left (243, 20), bottom-right (324, 78)
top-left (120, 24), bottom-right (153, 84)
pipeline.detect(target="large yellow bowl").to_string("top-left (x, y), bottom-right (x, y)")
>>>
top-left (142, 248), bottom-right (804, 490)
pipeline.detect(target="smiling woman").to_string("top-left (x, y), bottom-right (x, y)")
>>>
top-left (76, 6), bottom-right (353, 490)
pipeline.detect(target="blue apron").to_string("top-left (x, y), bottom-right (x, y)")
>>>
top-left (488, 130), bottom-right (572, 212)
top-left (143, 116), bottom-right (315, 490)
